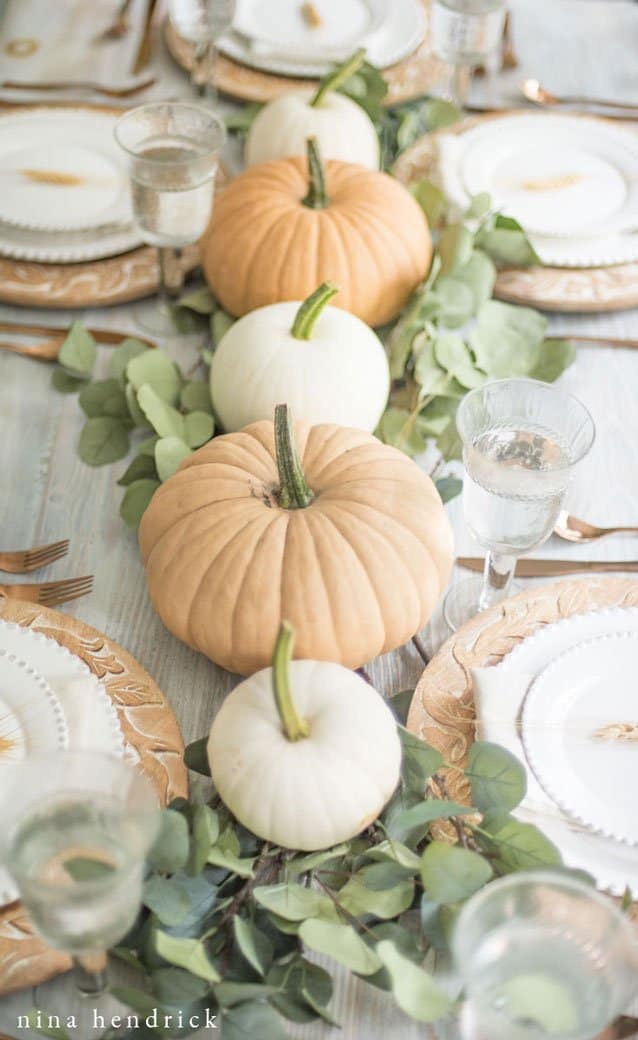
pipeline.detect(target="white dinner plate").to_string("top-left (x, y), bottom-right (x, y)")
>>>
top-left (233, 0), bottom-right (386, 58)
top-left (497, 607), bottom-right (638, 895)
top-left (216, 0), bottom-right (425, 76)
top-left (0, 219), bottom-right (142, 264)
top-left (0, 109), bottom-right (133, 233)
top-left (522, 632), bottom-right (638, 846)
top-left (459, 114), bottom-right (638, 239)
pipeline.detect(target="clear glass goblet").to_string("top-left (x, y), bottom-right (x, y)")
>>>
top-left (451, 872), bottom-right (638, 1040)
top-left (430, 0), bottom-right (507, 106)
top-left (114, 101), bottom-right (225, 338)
top-left (169, 0), bottom-right (237, 101)
top-left (0, 751), bottom-right (159, 1006)
top-left (443, 378), bottom-right (595, 631)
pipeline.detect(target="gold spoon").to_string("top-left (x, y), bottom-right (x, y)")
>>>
top-left (554, 510), bottom-right (638, 543)
top-left (522, 78), bottom-right (638, 113)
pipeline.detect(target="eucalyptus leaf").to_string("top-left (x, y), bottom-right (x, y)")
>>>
top-left (154, 933), bottom-right (221, 983)
top-left (449, 249), bottom-right (497, 311)
top-left (143, 875), bottom-right (191, 927)
top-left (436, 476), bottom-right (463, 503)
top-left (299, 918), bottom-right (381, 975)
top-left (52, 368), bottom-right (85, 394)
top-left (151, 967), bottom-right (211, 1005)
top-left (177, 287), bottom-right (217, 314)
top-left (410, 179), bottom-right (447, 227)
top-left (189, 805), bottom-right (220, 875)
top-left (125, 383), bottom-right (150, 427)
top-left (117, 453), bottom-right (157, 486)
top-left (377, 407), bottom-right (427, 456)
top-left (465, 192), bottom-right (492, 219)
top-left (465, 740), bottom-right (527, 812)
top-left (110, 988), bottom-right (168, 1018)
top-left (148, 809), bottom-right (190, 873)
top-left (181, 381), bottom-right (214, 414)
top-left (424, 98), bottom-right (461, 131)
top-left (58, 321), bottom-right (97, 377)
top-left (233, 915), bottom-right (273, 977)
top-left (137, 384), bottom-right (186, 439)
top-left (337, 876), bottom-right (414, 919)
top-left (212, 311), bottom-right (235, 346)
top-left (398, 725), bottom-right (444, 792)
top-left (375, 941), bottom-right (451, 1022)
top-left (223, 1001), bottom-right (288, 1040)
top-left (184, 737), bottom-right (211, 776)
top-left (478, 811), bottom-right (562, 871)
top-left (286, 843), bottom-right (351, 877)
top-left (214, 982), bottom-right (278, 1006)
top-left (110, 338), bottom-right (150, 384)
top-left (359, 861), bottom-right (416, 891)
top-left (477, 225), bottom-right (541, 267)
top-left (365, 840), bottom-right (421, 870)
top-left (137, 434), bottom-right (159, 456)
top-left (254, 883), bottom-right (333, 922)
top-left (438, 223), bottom-right (474, 277)
top-left (414, 337), bottom-right (455, 398)
top-left (470, 300), bottom-right (547, 378)
top-left (389, 688), bottom-right (415, 725)
top-left (436, 417), bottom-right (462, 461)
top-left (434, 333), bottom-right (486, 389)
top-left (430, 278), bottom-right (476, 328)
top-left (420, 841), bottom-right (493, 902)
top-left (155, 436), bottom-right (192, 481)
top-left (184, 410), bottom-right (215, 448)
top-left (529, 338), bottom-right (577, 383)
top-left (79, 379), bottom-right (128, 419)
top-left (119, 478), bottom-right (160, 528)
top-left (207, 845), bottom-right (255, 878)
top-left (162, 873), bottom-right (219, 939)
top-left (127, 350), bottom-right (181, 405)
top-left (78, 417), bottom-right (129, 467)
top-left (388, 799), bottom-right (473, 845)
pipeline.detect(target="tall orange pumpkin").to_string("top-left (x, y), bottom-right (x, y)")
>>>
top-left (139, 405), bottom-right (454, 675)
top-left (202, 139), bottom-right (432, 328)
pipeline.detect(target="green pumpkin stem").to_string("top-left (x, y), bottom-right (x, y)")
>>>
top-left (291, 282), bottom-right (339, 340)
top-left (272, 621), bottom-right (310, 742)
top-left (302, 138), bottom-right (328, 210)
top-left (310, 48), bottom-right (367, 108)
top-left (274, 404), bottom-right (315, 510)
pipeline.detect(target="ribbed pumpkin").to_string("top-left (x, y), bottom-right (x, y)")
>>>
top-left (139, 405), bottom-right (454, 675)
top-left (202, 139), bottom-right (432, 328)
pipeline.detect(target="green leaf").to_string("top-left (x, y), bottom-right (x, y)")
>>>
top-left (79, 378), bottom-right (128, 419)
top-left (438, 223), bottom-right (474, 276)
top-left (110, 987), bottom-right (167, 1018)
top-left (424, 97), bottom-right (461, 131)
top-left (78, 416), bottom-right (129, 466)
top-left (148, 809), bottom-right (190, 873)
top-left (268, 956), bottom-right (334, 1025)
top-left (388, 799), bottom-right (473, 844)
top-left (465, 740), bottom-right (527, 812)
top-left (414, 337), bottom-right (455, 397)
top-left (420, 841), bottom-right (493, 902)
top-left (286, 843), bottom-right (351, 877)
top-left (184, 736), bottom-right (211, 776)
top-left (299, 918), bottom-right (381, 975)
top-left (449, 249), bottom-right (497, 312)
top-left (254, 883), bottom-right (333, 922)
top-left (181, 380), bottom-right (214, 414)
top-left (188, 805), bottom-right (220, 875)
top-left (470, 299), bottom-right (547, 378)
top-left (398, 725), bottom-right (444, 792)
top-left (184, 410), bottom-right (215, 448)
top-left (125, 382), bottom-right (150, 427)
top-left (151, 967), bottom-right (210, 1005)
top-left (155, 436), bottom-right (192, 481)
top-left (127, 350), bottom-right (181, 404)
top-left (417, 395), bottom-right (458, 437)
top-left (465, 192), bottom-right (492, 219)
top-left (233, 916), bottom-right (273, 977)
top-left (359, 861), bottom-right (416, 890)
top-left (207, 845), bottom-right (255, 878)
top-left (214, 982), bottom-right (278, 1006)
top-left (365, 839), bottom-right (421, 870)
top-left (434, 333), bottom-right (486, 389)
top-left (410, 179), bottom-right (447, 227)
top-left (117, 453), bottom-right (157, 486)
top-left (177, 286), bottom-right (217, 314)
top-left (110, 338), bottom-right (150, 384)
top-left (529, 338), bottom-right (577, 383)
top-left (211, 310), bottom-right (235, 346)
top-left (119, 478), bottom-right (160, 528)
top-left (477, 225), bottom-right (541, 267)
top-left (337, 59), bottom-right (388, 119)
top-left (223, 1001), bottom-right (287, 1040)
top-left (436, 476), bottom-right (463, 503)
top-left (138, 434), bottom-right (159, 456)
top-left (51, 368), bottom-right (85, 393)
top-left (337, 876), bottom-right (414, 919)
top-left (154, 933), bottom-right (221, 982)
top-left (58, 321), bottom-right (97, 377)
top-left (137, 384), bottom-right (186, 439)
top-left (375, 941), bottom-right (451, 1022)
top-left (143, 875), bottom-right (191, 927)
top-left (430, 278), bottom-right (476, 328)
top-left (377, 407), bottom-right (427, 457)
top-left (436, 416), bottom-right (462, 461)
top-left (389, 688), bottom-right (415, 725)
top-left (63, 857), bottom-right (115, 881)
top-left (479, 812), bottom-right (562, 871)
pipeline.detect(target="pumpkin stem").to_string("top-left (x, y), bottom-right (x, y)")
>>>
top-left (291, 282), bottom-right (339, 340)
top-left (274, 404), bottom-right (315, 510)
top-left (302, 138), bottom-right (329, 210)
top-left (272, 621), bottom-right (310, 742)
top-left (310, 48), bottom-right (367, 108)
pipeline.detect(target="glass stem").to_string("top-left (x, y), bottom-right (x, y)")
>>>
top-left (72, 951), bottom-right (108, 997)
top-left (157, 247), bottom-right (184, 309)
top-left (192, 38), bottom-right (218, 101)
top-left (479, 551), bottom-right (517, 612)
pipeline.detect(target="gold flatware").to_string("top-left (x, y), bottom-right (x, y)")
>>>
top-left (132, 0), bottom-right (159, 73)
top-left (465, 102), bottom-right (638, 122)
top-left (554, 511), bottom-right (638, 543)
top-left (0, 78), bottom-right (156, 99)
top-left (0, 540), bottom-right (70, 574)
top-left (0, 575), bottom-right (93, 607)
top-left (95, 0), bottom-right (135, 41)
top-left (554, 334), bottom-right (638, 350)
top-left (457, 557), bottom-right (638, 577)
top-left (0, 323), bottom-right (156, 362)
top-left (522, 78), bottom-right (638, 113)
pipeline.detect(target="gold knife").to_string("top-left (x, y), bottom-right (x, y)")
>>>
top-left (456, 557), bottom-right (638, 577)
top-left (132, 0), bottom-right (159, 74)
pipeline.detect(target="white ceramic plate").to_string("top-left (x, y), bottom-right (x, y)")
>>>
top-left (216, 0), bottom-right (425, 76)
top-left (233, 0), bottom-right (386, 58)
top-left (0, 110), bottom-right (133, 233)
top-left (527, 229), bottom-right (638, 269)
top-left (459, 114), bottom-right (638, 239)
top-left (498, 607), bottom-right (638, 895)
top-left (522, 632), bottom-right (638, 846)
top-left (0, 219), bottom-right (142, 264)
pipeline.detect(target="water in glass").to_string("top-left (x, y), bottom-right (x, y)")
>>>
top-left (131, 138), bottom-right (217, 248)
top-left (431, 0), bottom-right (506, 65)
top-left (170, 0), bottom-right (236, 42)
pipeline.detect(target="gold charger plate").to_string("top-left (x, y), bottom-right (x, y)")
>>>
top-left (393, 111), bottom-right (638, 314)
top-left (0, 598), bottom-right (188, 997)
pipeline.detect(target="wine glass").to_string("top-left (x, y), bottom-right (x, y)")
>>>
top-left (114, 101), bottom-right (226, 338)
top-left (0, 751), bottom-right (159, 1012)
top-left (443, 378), bottom-right (595, 631)
top-left (169, 0), bottom-right (237, 101)
top-left (430, 0), bottom-right (507, 105)
top-left (451, 872), bottom-right (638, 1040)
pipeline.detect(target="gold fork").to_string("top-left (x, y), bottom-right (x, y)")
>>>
top-left (0, 540), bottom-right (70, 574)
top-left (0, 576), bottom-right (93, 607)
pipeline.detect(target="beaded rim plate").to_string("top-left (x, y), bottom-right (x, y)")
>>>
top-left (0, 598), bottom-right (187, 997)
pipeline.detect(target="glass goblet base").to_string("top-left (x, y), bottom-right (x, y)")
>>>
top-left (442, 575), bottom-right (522, 633)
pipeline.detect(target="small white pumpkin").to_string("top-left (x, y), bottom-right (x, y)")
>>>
top-left (245, 51), bottom-right (379, 170)
top-left (211, 282), bottom-right (390, 432)
top-left (207, 623), bottom-right (401, 851)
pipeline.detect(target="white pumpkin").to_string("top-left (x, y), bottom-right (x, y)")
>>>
top-left (245, 50), bottom-right (379, 170)
top-left (211, 282), bottom-right (390, 432)
top-left (207, 623), bottom-right (401, 851)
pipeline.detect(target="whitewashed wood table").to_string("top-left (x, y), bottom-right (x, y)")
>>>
top-left (1, 0), bottom-right (638, 1036)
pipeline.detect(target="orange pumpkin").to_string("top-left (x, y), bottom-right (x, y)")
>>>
top-left (139, 405), bottom-right (453, 675)
top-left (202, 139), bottom-right (432, 328)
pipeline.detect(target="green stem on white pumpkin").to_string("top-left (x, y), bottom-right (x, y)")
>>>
top-left (302, 138), bottom-right (328, 210)
top-left (310, 48), bottom-right (367, 108)
top-left (272, 621), bottom-right (310, 741)
top-left (274, 403), bottom-right (315, 510)
top-left (291, 282), bottom-right (339, 340)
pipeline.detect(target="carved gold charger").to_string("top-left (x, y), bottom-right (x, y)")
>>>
top-left (0, 598), bottom-right (188, 997)
top-left (393, 111), bottom-right (638, 313)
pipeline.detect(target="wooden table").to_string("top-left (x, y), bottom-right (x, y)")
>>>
top-left (1, 0), bottom-right (638, 1035)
